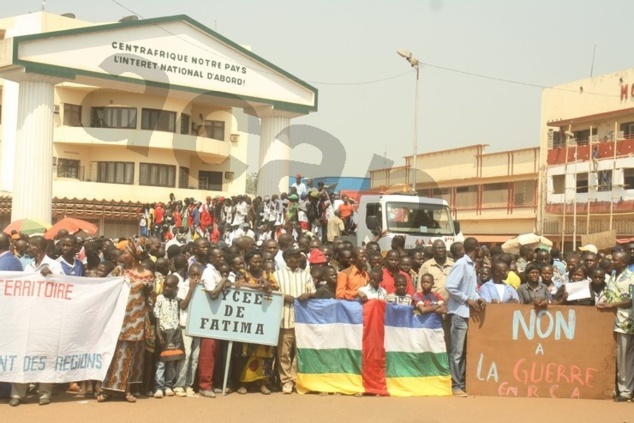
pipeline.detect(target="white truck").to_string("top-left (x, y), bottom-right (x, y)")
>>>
top-left (356, 194), bottom-right (463, 250)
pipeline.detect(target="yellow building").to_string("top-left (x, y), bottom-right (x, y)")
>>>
top-left (539, 68), bottom-right (634, 249)
top-left (0, 12), bottom-right (317, 237)
top-left (370, 144), bottom-right (539, 245)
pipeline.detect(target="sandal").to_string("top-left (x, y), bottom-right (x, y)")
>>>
top-left (125, 393), bottom-right (137, 403)
top-left (96, 393), bottom-right (109, 402)
top-left (237, 387), bottom-right (247, 395)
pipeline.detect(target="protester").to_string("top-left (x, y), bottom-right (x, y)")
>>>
top-left (275, 247), bottom-right (315, 394)
top-left (445, 237), bottom-right (485, 397)
top-left (100, 239), bottom-right (155, 403)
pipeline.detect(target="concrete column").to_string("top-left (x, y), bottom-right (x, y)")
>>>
top-left (11, 79), bottom-right (55, 223)
top-left (257, 114), bottom-right (291, 196)
top-left (0, 80), bottom-right (19, 193)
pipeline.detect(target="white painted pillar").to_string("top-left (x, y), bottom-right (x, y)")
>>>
top-left (257, 114), bottom-right (291, 196)
top-left (11, 79), bottom-right (55, 223)
top-left (0, 80), bottom-right (19, 193)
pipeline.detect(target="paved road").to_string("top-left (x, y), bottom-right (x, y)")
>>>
top-left (3, 391), bottom-right (631, 423)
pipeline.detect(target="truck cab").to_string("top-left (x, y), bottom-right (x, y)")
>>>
top-left (356, 194), bottom-right (462, 250)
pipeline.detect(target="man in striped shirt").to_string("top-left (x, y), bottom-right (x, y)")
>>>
top-left (274, 247), bottom-right (315, 394)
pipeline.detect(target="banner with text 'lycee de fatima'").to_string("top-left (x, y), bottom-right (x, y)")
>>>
top-left (0, 272), bottom-right (129, 383)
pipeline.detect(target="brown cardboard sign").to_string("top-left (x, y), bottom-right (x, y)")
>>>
top-left (466, 304), bottom-right (616, 399)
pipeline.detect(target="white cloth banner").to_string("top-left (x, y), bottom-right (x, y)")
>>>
top-left (0, 272), bottom-right (129, 383)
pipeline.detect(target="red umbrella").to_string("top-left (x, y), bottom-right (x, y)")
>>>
top-left (44, 217), bottom-right (99, 239)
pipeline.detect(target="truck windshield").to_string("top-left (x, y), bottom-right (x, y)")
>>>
top-left (385, 202), bottom-right (454, 236)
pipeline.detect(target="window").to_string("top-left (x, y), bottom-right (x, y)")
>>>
top-left (141, 108), bottom-right (176, 132)
top-left (57, 158), bottom-right (80, 179)
top-left (552, 175), bottom-right (565, 194)
top-left (97, 162), bottom-right (134, 184)
top-left (179, 167), bottom-right (190, 189)
top-left (204, 120), bottom-right (225, 140)
top-left (598, 170), bottom-right (612, 191)
top-left (198, 171), bottom-right (223, 191)
top-left (482, 183), bottom-right (508, 208)
top-left (620, 122), bottom-right (634, 139)
top-left (91, 107), bottom-right (137, 129)
top-left (63, 104), bottom-right (82, 127)
top-left (576, 172), bottom-right (588, 193)
top-left (514, 180), bottom-right (536, 206)
top-left (455, 185), bottom-right (477, 209)
top-left (140, 163), bottom-right (176, 187)
top-left (624, 169), bottom-right (634, 190)
top-left (385, 202), bottom-right (455, 236)
top-left (552, 130), bottom-right (564, 147)
top-left (573, 128), bottom-right (597, 144)
top-left (181, 114), bottom-right (190, 135)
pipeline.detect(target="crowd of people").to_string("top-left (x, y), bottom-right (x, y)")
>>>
top-left (2, 187), bottom-right (634, 406)
top-left (141, 174), bottom-right (358, 248)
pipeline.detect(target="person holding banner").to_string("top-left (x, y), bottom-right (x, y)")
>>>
top-left (275, 247), bottom-right (315, 394)
top-left (9, 236), bottom-right (62, 407)
top-left (234, 250), bottom-right (279, 395)
top-left (100, 239), bottom-right (155, 403)
top-left (198, 246), bottom-right (228, 398)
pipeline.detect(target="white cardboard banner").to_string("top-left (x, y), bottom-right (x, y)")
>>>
top-left (0, 272), bottom-right (129, 383)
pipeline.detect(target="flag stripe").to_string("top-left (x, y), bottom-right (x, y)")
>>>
top-left (386, 376), bottom-right (452, 397)
top-left (295, 323), bottom-right (362, 350)
top-left (297, 348), bottom-right (362, 375)
top-left (385, 304), bottom-right (443, 329)
top-left (384, 326), bottom-right (446, 353)
top-left (385, 351), bottom-right (450, 378)
top-left (362, 300), bottom-right (388, 396)
top-left (295, 299), bottom-right (363, 325)
top-left (297, 373), bottom-right (364, 395)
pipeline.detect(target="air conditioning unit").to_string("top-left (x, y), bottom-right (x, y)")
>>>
top-left (230, 133), bottom-right (240, 142)
top-left (53, 157), bottom-right (58, 166)
top-left (224, 171), bottom-right (235, 180)
top-left (617, 131), bottom-right (625, 140)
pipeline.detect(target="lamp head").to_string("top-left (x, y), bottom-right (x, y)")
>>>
top-left (397, 49), bottom-right (412, 59)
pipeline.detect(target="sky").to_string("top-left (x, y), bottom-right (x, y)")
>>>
top-left (4, 0), bottom-right (634, 180)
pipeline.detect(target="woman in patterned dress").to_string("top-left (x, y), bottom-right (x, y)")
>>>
top-left (234, 249), bottom-right (278, 395)
top-left (99, 239), bottom-right (155, 403)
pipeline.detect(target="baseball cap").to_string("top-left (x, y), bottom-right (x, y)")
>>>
top-left (579, 244), bottom-right (598, 254)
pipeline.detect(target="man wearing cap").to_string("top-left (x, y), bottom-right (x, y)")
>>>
top-left (286, 194), bottom-right (299, 225)
top-left (291, 174), bottom-right (307, 198)
top-left (275, 247), bottom-right (315, 394)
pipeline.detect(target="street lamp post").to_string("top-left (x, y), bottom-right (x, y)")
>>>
top-left (397, 49), bottom-right (420, 193)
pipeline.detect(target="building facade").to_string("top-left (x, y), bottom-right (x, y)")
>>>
top-left (370, 145), bottom-right (539, 244)
top-left (0, 12), bottom-right (317, 236)
top-left (539, 68), bottom-right (634, 249)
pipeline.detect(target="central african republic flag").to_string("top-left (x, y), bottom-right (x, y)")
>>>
top-left (295, 299), bottom-right (451, 396)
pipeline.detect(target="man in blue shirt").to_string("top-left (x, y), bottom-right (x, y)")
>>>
top-left (445, 237), bottom-right (485, 397)
top-left (0, 233), bottom-right (22, 271)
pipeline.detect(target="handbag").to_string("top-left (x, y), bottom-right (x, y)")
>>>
top-left (159, 328), bottom-right (185, 362)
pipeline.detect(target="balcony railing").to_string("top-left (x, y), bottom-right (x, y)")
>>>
top-left (54, 126), bottom-right (231, 164)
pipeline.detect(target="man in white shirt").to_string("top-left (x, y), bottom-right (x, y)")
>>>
top-left (197, 246), bottom-right (226, 398)
top-left (11, 236), bottom-right (62, 407)
top-left (232, 196), bottom-right (248, 227)
top-left (291, 174), bottom-right (307, 198)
